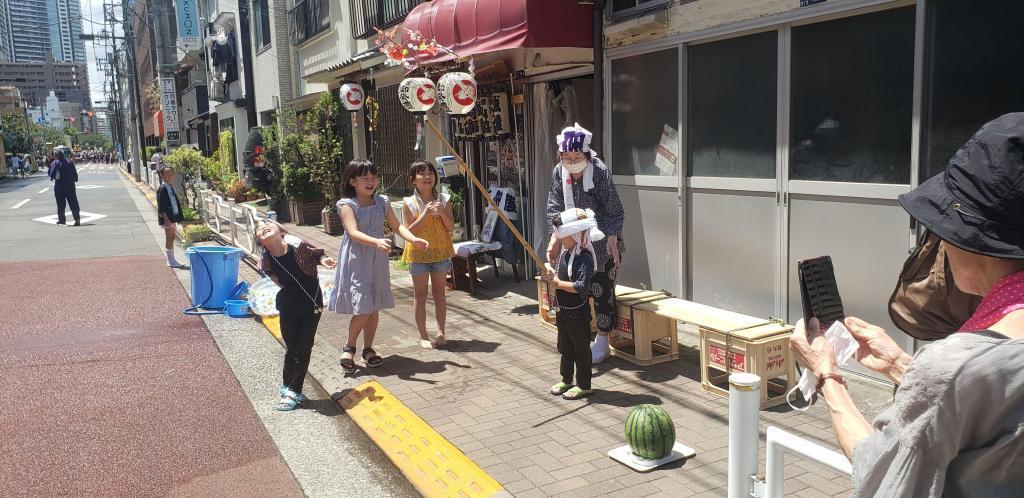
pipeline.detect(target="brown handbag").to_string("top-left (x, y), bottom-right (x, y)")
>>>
top-left (888, 231), bottom-right (981, 341)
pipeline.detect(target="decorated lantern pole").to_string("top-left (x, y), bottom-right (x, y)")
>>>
top-left (398, 77), bottom-right (436, 151)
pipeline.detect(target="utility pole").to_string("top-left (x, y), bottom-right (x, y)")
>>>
top-left (152, 0), bottom-right (180, 149)
top-left (121, 0), bottom-right (148, 180)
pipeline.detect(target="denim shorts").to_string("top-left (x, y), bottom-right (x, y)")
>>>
top-left (409, 258), bottom-right (453, 276)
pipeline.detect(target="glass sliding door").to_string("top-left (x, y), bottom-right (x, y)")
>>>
top-left (785, 6), bottom-right (917, 373)
top-left (687, 31), bottom-right (780, 317)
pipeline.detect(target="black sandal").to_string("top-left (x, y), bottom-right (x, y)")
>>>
top-left (340, 346), bottom-right (356, 372)
top-left (362, 347), bottom-right (383, 368)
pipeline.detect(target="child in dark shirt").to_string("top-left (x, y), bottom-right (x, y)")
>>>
top-left (543, 208), bottom-right (605, 400)
top-left (256, 219), bottom-right (336, 411)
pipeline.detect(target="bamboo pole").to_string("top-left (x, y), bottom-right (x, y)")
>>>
top-left (424, 118), bottom-right (546, 268)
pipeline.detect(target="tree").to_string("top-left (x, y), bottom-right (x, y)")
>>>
top-left (77, 133), bottom-right (112, 151)
top-left (163, 147), bottom-right (210, 210)
top-left (307, 92), bottom-right (345, 206)
top-left (2, 114), bottom-right (31, 153)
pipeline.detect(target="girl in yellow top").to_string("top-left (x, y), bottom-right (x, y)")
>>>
top-left (401, 160), bottom-right (456, 349)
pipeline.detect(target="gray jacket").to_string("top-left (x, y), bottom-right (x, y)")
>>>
top-left (851, 331), bottom-right (1024, 497)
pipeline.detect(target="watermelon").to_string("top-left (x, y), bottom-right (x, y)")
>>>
top-left (625, 404), bottom-right (675, 460)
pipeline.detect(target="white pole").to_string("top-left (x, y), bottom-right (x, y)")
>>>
top-left (765, 426), bottom-right (852, 498)
top-left (728, 373), bottom-right (761, 498)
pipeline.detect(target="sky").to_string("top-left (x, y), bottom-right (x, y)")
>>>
top-left (80, 0), bottom-right (113, 108)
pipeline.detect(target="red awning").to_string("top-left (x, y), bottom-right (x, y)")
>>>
top-left (403, 0), bottom-right (593, 64)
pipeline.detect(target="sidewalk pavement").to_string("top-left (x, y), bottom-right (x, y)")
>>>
top-left (243, 222), bottom-right (894, 497)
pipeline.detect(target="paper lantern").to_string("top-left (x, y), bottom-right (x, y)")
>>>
top-left (398, 77), bottom-right (436, 113)
top-left (340, 83), bottom-right (364, 111)
top-left (438, 72), bottom-right (477, 115)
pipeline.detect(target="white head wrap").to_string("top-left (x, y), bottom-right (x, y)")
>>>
top-left (554, 208), bottom-right (604, 275)
top-left (556, 123), bottom-right (593, 154)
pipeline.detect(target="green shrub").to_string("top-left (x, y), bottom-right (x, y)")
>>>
top-left (282, 165), bottom-right (321, 202)
top-left (181, 224), bottom-right (214, 247)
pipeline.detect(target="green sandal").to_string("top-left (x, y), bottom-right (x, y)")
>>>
top-left (562, 387), bottom-right (593, 400)
top-left (550, 382), bottom-right (573, 396)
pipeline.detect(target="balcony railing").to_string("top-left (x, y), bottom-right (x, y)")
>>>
top-left (289, 0), bottom-right (330, 46)
top-left (350, 0), bottom-right (423, 40)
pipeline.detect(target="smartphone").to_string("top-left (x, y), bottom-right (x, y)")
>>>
top-left (798, 256), bottom-right (845, 330)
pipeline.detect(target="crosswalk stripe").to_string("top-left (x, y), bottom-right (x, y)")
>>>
top-left (38, 188), bottom-right (49, 194)
top-left (11, 199), bottom-right (31, 209)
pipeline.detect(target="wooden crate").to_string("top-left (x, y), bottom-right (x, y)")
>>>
top-left (535, 278), bottom-right (596, 333)
top-left (609, 288), bottom-right (679, 365)
top-left (699, 322), bottom-right (796, 409)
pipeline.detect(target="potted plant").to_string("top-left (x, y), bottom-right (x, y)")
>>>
top-left (448, 188), bottom-right (466, 242)
top-left (282, 163), bottom-right (324, 225)
top-left (307, 93), bottom-right (346, 235)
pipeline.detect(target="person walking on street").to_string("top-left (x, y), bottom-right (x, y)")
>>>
top-left (156, 165), bottom-right (186, 267)
top-left (48, 149), bottom-right (80, 226)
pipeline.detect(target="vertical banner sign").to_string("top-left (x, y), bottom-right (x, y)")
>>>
top-left (176, 0), bottom-right (200, 51)
top-left (160, 77), bottom-right (181, 146)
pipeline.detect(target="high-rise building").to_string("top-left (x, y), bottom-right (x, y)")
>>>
top-left (0, 60), bottom-right (91, 110)
top-left (50, 0), bottom-right (85, 63)
top-left (3, 0), bottom-right (85, 63)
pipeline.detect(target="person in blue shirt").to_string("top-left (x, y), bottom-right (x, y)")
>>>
top-left (543, 208), bottom-right (604, 400)
top-left (48, 149), bottom-right (80, 226)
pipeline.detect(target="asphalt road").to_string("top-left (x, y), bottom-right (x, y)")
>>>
top-left (0, 165), bottom-right (417, 497)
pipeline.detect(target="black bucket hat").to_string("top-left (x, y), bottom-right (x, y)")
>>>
top-left (900, 112), bottom-right (1024, 260)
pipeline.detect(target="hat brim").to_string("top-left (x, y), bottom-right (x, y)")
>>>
top-left (900, 174), bottom-right (1024, 260)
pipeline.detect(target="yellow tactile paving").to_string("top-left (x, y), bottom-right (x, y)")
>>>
top-left (341, 381), bottom-right (506, 498)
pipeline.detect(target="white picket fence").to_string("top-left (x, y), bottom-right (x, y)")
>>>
top-left (199, 189), bottom-right (266, 258)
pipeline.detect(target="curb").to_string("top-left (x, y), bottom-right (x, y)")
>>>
top-left (260, 316), bottom-right (508, 498)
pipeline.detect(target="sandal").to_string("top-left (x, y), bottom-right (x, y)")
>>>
top-left (340, 346), bottom-right (356, 373)
top-left (419, 339), bottom-right (434, 350)
top-left (279, 385), bottom-right (306, 403)
top-left (433, 334), bottom-right (446, 347)
top-left (550, 382), bottom-right (573, 396)
top-left (362, 347), bottom-right (383, 368)
top-left (275, 393), bottom-right (301, 411)
top-left (562, 387), bottom-right (593, 400)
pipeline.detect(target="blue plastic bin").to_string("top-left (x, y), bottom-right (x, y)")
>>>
top-left (186, 246), bottom-right (244, 310)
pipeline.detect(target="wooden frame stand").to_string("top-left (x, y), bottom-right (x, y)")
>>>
top-left (609, 289), bottom-right (680, 366)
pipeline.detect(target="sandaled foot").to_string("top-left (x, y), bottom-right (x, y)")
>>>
top-left (275, 393), bottom-right (301, 411)
top-left (340, 346), bottom-right (356, 372)
top-left (279, 385), bottom-right (306, 403)
top-left (419, 339), bottom-right (434, 349)
top-left (562, 387), bottom-right (593, 400)
top-left (433, 334), bottom-right (446, 347)
top-left (362, 347), bottom-right (383, 368)
top-left (550, 382), bottom-right (573, 396)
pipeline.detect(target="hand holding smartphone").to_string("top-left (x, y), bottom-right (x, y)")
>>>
top-left (798, 256), bottom-right (845, 331)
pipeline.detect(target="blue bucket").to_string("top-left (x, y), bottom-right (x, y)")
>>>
top-left (185, 246), bottom-right (244, 311)
top-left (224, 299), bottom-right (250, 318)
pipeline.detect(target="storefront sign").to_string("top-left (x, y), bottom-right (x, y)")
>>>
top-left (160, 77), bottom-right (180, 146)
top-left (655, 124), bottom-right (679, 176)
top-left (176, 0), bottom-right (200, 51)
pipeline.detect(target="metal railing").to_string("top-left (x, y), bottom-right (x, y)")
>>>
top-left (728, 373), bottom-right (853, 498)
top-left (199, 189), bottom-right (264, 258)
top-left (289, 0), bottom-right (330, 46)
top-left (350, 0), bottom-right (422, 40)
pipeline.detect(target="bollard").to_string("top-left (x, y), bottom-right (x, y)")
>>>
top-left (728, 373), bottom-right (761, 498)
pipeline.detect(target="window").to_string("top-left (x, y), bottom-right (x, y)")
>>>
top-left (253, 0), bottom-right (271, 50)
top-left (789, 7), bottom-right (915, 184)
top-left (611, 0), bottom-right (667, 18)
top-left (921, 0), bottom-right (1024, 180)
top-left (610, 47), bottom-right (679, 176)
top-left (688, 31), bottom-right (777, 179)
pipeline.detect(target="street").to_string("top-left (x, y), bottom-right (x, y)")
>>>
top-left (0, 165), bottom-right (416, 496)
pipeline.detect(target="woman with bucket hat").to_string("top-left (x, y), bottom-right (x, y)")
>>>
top-left (790, 113), bottom-right (1024, 497)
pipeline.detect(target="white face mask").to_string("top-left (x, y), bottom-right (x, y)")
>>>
top-left (560, 161), bottom-right (588, 174)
